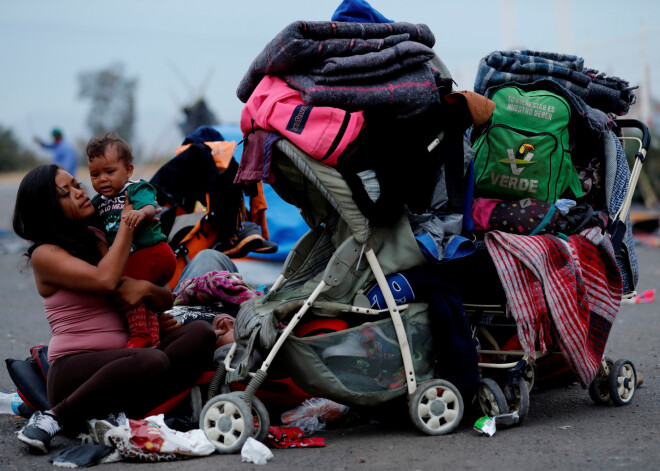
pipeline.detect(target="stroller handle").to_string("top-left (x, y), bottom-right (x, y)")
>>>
top-left (615, 119), bottom-right (651, 156)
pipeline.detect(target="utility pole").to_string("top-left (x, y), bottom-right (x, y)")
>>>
top-left (501, 0), bottom-right (516, 50)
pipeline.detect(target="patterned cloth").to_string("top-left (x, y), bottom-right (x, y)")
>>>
top-left (173, 270), bottom-right (261, 306)
top-left (236, 21), bottom-right (450, 119)
top-left (474, 50), bottom-right (636, 116)
top-left (485, 226), bottom-right (622, 387)
top-left (605, 129), bottom-right (638, 292)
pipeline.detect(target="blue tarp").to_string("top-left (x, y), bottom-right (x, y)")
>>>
top-left (215, 124), bottom-right (308, 261)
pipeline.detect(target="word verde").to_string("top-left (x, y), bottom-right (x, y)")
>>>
top-left (490, 172), bottom-right (539, 193)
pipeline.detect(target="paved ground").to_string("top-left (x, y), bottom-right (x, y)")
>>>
top-left (1, 178), bottom-right (659, 470)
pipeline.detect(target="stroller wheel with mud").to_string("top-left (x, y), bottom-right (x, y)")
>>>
top-left (589, 357), bottom-right (614, 405)
top-left (521, 362), bottom-right (536, 392)
top-left (608, 359), bottom-right (637, 406)
top-left (503, 377), bottom-right (529, 422)
top-left (408, 379), bottom-right (464, 435)
top-left (240, 393), bottom-right (271, 443)
top-left (477, 378), bottom-right (508, 417)
top-left (200, 393), bottom-right (254, 453)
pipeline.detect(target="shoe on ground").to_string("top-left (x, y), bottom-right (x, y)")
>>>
top-left (637, 371), bottom-right (644, 387)
top-left (17, 411), bottom-right (61, 453)
top-left (214, 222), bottom-right (278, 259)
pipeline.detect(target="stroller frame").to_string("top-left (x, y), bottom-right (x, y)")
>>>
top-left (471, 119), bottom-right (651, 419)
top-left (198, 140), bottom-right (466, 453)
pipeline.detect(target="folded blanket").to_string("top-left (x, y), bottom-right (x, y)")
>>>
top-left (237, 20), bottom-right (437, 103)
top-left (474, 50), bottom-right (636, 115)
top-left (284, 63), bottom-right (451, 119)
top-left (485, 225), bottom-right (622, 387)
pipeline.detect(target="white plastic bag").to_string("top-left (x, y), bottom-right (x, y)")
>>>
top-left (106, 414), bottom-right (215, 459)
top-left (241, 437), bottom-right (273, 465)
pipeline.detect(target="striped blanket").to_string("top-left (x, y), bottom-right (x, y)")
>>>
top-left (485, 226), bottom-right (622, 387)
top-left (474, 50), bottom-right (636, 116)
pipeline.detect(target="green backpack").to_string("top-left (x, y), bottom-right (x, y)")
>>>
top-left (472, 86), bottom-right (584, 203)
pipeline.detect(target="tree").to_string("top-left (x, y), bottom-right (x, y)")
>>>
top-left (78, 63), bottom-right (137, 143)
top-left (0, 125), bottom-right (42, 172)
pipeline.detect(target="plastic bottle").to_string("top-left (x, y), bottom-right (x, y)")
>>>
top-left (0, 392), bottom-right (23, 415)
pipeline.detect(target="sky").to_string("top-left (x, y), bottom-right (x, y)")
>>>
top-left (1, 0), bottom-right (658, 162)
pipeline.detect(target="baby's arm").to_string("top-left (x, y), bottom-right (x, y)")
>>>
top-left (124, 181), bottom-right (160, 228)
top-left (123, 204), bottom-right (156, 229)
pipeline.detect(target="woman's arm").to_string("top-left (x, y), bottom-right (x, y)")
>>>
top-left (32, 202), bottom-right (135, 296)
top-left (112, 276), bottom-right (174, 313)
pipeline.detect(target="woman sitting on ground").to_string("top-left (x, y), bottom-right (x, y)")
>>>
top-left (12, 164), bottom-right (217, 453)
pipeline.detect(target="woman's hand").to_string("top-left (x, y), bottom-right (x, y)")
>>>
top-left (111, 277), bottom-right (149, 310)
top-left (111, 276), bottom-right (174, 312)
top-left (158, 312), bottom-right (182, 334)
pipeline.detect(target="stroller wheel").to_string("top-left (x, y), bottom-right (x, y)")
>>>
top-left (503, 377), bottom-right (529, 423)
top-left (522, 363), bottom-right (536, 392)
top-left (190, 385), bottom-right (203, 422)
top-left (200, 393), bottom-right (254, 453)
top-left (588, 357), bottom-right (614, 405)
top-left (608, 359), bottom-right (637, 406)
top-left (228, 393), bottom-right (271, 443)
top-left (408, 379), bottom-right (464, 436)
top-left (477, 378), bottom-right (508, 417)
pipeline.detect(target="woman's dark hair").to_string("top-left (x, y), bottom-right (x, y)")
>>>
top-left (12, 164), bottom-right (102, 264)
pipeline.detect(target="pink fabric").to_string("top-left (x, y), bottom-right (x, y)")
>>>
top-left (471, 197), bottom-right (501, 231)
top-left (485, 226), bottom-right (622, 387)
top-left (173, 270), bottom-right (260, 306)
top-left (44, 289), bottom-right (128, 364)
top-left (241, 75), bottom-right (364, 166)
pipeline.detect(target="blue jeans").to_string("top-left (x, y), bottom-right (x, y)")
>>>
top-left (173, 249), bottom-right (238, 292)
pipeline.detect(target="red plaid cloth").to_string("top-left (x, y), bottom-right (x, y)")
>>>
top-left (485, 226), bottom-right (622, 387)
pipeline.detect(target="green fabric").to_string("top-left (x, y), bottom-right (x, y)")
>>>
top-left (473, 86), bottom-right (584, 203)
top-left (91, 179), bottom-right (166, 249)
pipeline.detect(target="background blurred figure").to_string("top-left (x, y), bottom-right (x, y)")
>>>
top-left (34, 128), bottom-right (78, 177)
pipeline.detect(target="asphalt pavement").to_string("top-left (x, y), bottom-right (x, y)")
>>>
top-left (0, 177), bottom-right (659, 470)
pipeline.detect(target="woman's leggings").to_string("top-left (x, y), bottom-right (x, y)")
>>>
top-left (47, 320), bottom-right (215, 429)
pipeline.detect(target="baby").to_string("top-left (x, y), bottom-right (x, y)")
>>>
top-left (86, 132), bottom-right (176, 348)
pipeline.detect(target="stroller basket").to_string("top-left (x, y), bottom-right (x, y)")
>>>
top-left (275, 303), bottom-right (434, 407)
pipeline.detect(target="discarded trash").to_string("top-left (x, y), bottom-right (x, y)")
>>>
top-left (621, 289), bottom-right (656, 304)
top-left (474, 411), bottom-right (520, 436)
top-left (473, 416), bottom-right (496, 436)
top-left (281, 398), bottom-right (349, 434)
top-left (266, 426), bottom-right (325, 449)
top-left (0, 392), bottom-right (22, 415)
top-left (105, 414), bottom-right (215, 461)
top-left (241, 437), bottom-right (273, 465)
top-left (494, 411), bottom-right (520, 426)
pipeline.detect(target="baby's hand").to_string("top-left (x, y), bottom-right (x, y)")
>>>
top-left (123, 209), bottom-right (145, 228)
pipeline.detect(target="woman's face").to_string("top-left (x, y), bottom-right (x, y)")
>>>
top-left (55, 169), bottom-right (95, 220)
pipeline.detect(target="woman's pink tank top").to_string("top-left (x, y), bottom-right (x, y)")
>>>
top-left (44, 289), bottom-right (129, 364)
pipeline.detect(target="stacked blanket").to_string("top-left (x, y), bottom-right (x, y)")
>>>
top-left (485, 225), bottom-right (623, 387)
top-left (474, 50), bottom-right (636, 116)
top-left (237, 21), bottom-right (451, 119)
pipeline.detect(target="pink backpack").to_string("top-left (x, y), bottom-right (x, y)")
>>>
top-left (241, 75), bottom-right (364, 166)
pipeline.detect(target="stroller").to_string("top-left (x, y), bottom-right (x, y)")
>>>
top-left (443, 118), bottom-right (650, 420)
top-left (198, 135), bottom-right (473, 453)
